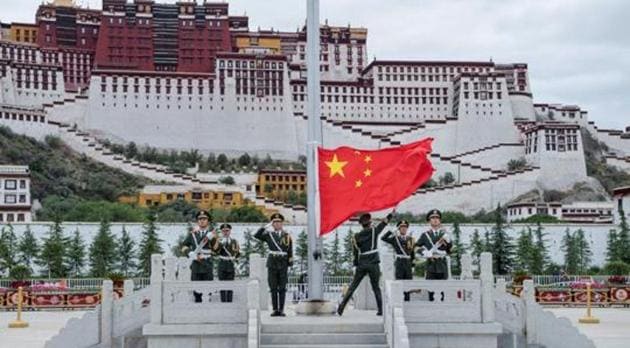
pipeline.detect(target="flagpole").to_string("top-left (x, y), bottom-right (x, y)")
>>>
top-left (306, 0), bottom-right (324, 301)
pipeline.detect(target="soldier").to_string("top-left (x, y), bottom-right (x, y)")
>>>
top-left (214, 223), bottom-right (240, 303)
top-left (381, 219), bottom-right (415, 301)
top-left (254, 213), bottom-right (293, 317)
top-left (337, 211), bottom-right (393, 316)
top-left (180, 210), bottom-right (218, 302)
top-left (415, 209), bottom-right (452, 301)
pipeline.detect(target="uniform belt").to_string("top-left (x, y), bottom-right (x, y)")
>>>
top-left (395, 255), bottom-right (411, 259)
top-left (359, 249), bottom-right (378, 256)
top-left (219, 256), bottom-right (235, 261)
top-left (269, 251), bottom-right (287, 256)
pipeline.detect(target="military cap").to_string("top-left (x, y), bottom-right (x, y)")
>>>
top-left (196, 210), bottom-right (211, 220)
top-left (397, 220), bottom-right (410, 227)
top-left (358, 212), bottom-right (371, 224)
top-left (270, 213), bottom-right (285, 222)
top-left (426, 209), bottom-right (442, 221)
top-left (219, 223), bottom-right (232, 230)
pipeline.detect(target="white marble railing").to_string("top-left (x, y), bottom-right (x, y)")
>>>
top-left (112, 280), bottom-right (151, 338)
top-left (494, 278), bottom-right (525, 335)
top-left (383, 280), bottom-right (410, 348)
top-left (400, 279), bottom-right (482, 323)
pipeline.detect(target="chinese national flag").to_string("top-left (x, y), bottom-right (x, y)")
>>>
top-left (318, 138), bottom-right (434, 236)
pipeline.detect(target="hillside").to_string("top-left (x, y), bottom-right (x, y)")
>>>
top-left (0, 126), bottom-right (149, 220)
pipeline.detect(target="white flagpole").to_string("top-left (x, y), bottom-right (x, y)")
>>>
top-left (306, 0), bottom-right (324, 300)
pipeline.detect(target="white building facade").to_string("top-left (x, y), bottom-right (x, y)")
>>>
top-left (0, 165), bottom-right (32, 223)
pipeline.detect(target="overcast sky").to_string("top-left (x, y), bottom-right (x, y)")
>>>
top-left (3, 0), bottom-right (629, 130)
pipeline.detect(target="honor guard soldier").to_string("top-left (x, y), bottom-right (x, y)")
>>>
top-left (214, 223), bottom-right (240, 302)
top-left (416, 209), bottom-right (452, 301)
top-left (255, 213), bottom-right (294, 317)
top-left (381, 220), bottom-right (415, 301)
top-left (337, 211), bottom-right (393, 316)
top-left (181, 210), bottom-right (219, 302)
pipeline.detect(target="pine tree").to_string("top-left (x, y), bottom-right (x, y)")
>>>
top-left (325, 231), bottom-right (344, 276)
top-left (253, 229), bottom-right (268, 258)
top-left (239, 229), bottom-right (255, 276)
top-left (490, 205), bottom-right (514, 275)
top-left (450, 222), bottom-right (464, 275)
top-left (18, 225), bottom-right (38, 272)
top-left (89, 219), bottom-right (118, 277)
top-left (341, 228), bottom-right (355, 272)
top-left (573, 229), bottom-right (592, 274)
top-left (515, 228), bottom-right (534, 272)
top-left (138, 213), bottom-right (163, 276)
top-left (483, 229), bottom-right (492, 252)
top-left (0, 224), bottom-right (18, 274)
top-left (561, 228), bottom-right (579, 274)
top-left (37, 219), bottom-right (68, 278)
top-left (616, 207), bottom-right (630, 264)
top-left (606, 229), bottom-right (619, 263)
top-left (469, 229), bottom-right (484, 261)
top-left (531, 222), bottom-right (549, 274)
top-left (66, 229), bottom-right (86, 277)
top-left (295, 229), bottom-right (309, 274)
top-left (118, 226), bottom-right (137, 276)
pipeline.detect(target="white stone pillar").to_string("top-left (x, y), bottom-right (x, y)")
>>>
top-left (446, 256), bottom-right (452, 280)
top-left (150, 254), bottom-right (163, 325)
top-left (480, 252), bottom-right (495, 323)
top-left (247, 280), bottom-right (260, 310)
top-left (523, 279), bottom-right (537, 344)
top-left (390, 280), bottom-right (403, 307)
top-left (177, 256), bottom-right (191, 281)
top-left (461, 253), bottom-right (473, 280)
top-left (495, 278), bottom-right (506, 295)
top-left (250, 254), bottom-right (269, 310)
top-left (123, 279), bottom-right (134, 296)
top-left (381, 247), bottom-right (394, 282)
top-left (100, 280), bottom-right (113, 347)
top-left (164, 256), bottom-right (177, 281)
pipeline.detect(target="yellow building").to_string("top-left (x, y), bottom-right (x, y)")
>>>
top-left (256, 169), bottom-right (306, 198)
top-left (234, 32), bottom-right (282, 54)
top-left (9, 23), bottom-right (38, 44)
top-left (120, 185), bottom-right (247, 210)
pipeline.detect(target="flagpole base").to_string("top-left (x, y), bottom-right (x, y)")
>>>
top-left (8, 320), bottom-right (29, 328)
top-left (295, 299), bottom-right (336, 316)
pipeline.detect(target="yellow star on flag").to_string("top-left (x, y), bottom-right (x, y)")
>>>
top-left (355, 179), bottom-right (363, 188)
top-left (364, 155), bottom-right (372, 163)
top-left (364, 169), bottom-right (372, 177)
top-left (325, 154), bottom-right (348, 178)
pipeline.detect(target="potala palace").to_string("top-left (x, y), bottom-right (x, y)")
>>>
top-left (1, 0), bottom-right (629, 220)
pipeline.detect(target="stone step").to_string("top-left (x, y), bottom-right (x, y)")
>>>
top-left (260, 345), bottom-right (388, 348)
top-left (261, 323), bottom-right (384, 334)
top-left (261, 333), bottom-right (386, 345)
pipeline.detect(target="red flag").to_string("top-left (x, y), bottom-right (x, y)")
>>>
top-left (318, 138), bottom-right (434, 236)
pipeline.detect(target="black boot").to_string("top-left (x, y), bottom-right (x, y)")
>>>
top-left (278, 291), bottom-right (286, 316)
top-left (374, 289), bottom-right (383, 316)
top-left (270, 290), bottom-right (279, 316)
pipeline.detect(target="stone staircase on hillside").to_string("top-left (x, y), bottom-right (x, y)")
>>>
top-left (259, 311), bottom-right (388, 348)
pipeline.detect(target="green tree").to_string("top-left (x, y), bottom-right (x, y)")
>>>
top-left (226, 205), bottom-right (267, 222)
top-left (124, 141), bottom-right (138, 159)
top-left (217, 153), bottom-right (228, 170)
top-left (616, 207), bottom-right (630, 264)
top-left (239, 229), bottom-right (255, 276)
top-left (238, 153), bottom-right (251, 167)
top-left (468, 229), bottom-right (484, 261)
top-left (219, 175), bottom-right (236, 185)
top-left (118, 226), bottom-right (137, 276)
top-left (490, 205), bottom-right (514, 275)
top-left (531, 222), bottom-right (549, 274)
top-left (606, 229), bottom-right (619, 263)
top-left (342, 229), bottom-right (355, 272)
top-left (66, 229), bottom-right (86, 277)
top-left (326, 231), bottom-right (344, 276)
top-left (89, 220), bottom-right (118, 277)
top-left (138, 214), bottom-right (163, 276)
top-left (37, 219), bottom-right (68, 278)
top-left (515, 228), bottom-right (534, 272)
top-left (0, 224), bottom-right (18, 274)
top-left (18, 225), bottom-right (38, 271)
top-left (450, 222), bottom-right (464, 275)
top-left (295, 229), bottom-right (309, 274)
top-left (573, 229), bottom-right (592, 274)
top-left (561, 228), bottom-right (579, 274)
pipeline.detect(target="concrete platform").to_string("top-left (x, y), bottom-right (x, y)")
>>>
top-left (0, 310), bottom-right (87, 348)
top-left (548, 307), bottom-right (630, 348)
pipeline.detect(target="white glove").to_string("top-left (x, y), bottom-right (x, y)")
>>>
top-left (442, 233), bottom-right (451, 243)
top-left (188, 251), bottom-right (196, 260)
top-left (435, 249), bottom-right (447, 256)
top-left (264, 222), bottom-right (273, 231)
top-left (422, 250), bottom-right (432, 258)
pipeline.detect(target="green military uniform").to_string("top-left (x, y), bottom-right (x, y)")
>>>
top-left (416, 209), bottom-right (453, 279)
top-left (181, 210), bottom-right (219, 302)
top-left (214, 223), bottom-right (240, 302)
top-left (254, 213), bottom-right (293, 316)
top-left (381, 220), bottom-right (415, 280)
top-left (337, 212), bottom-right (392, 316)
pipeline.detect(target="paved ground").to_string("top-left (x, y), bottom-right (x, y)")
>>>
top-left (0, 310), bottom-right (87, 348)
top-left (548, 307), bottom-right (630, 348)
top-left (0, 307), bottom-right (628, 347)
